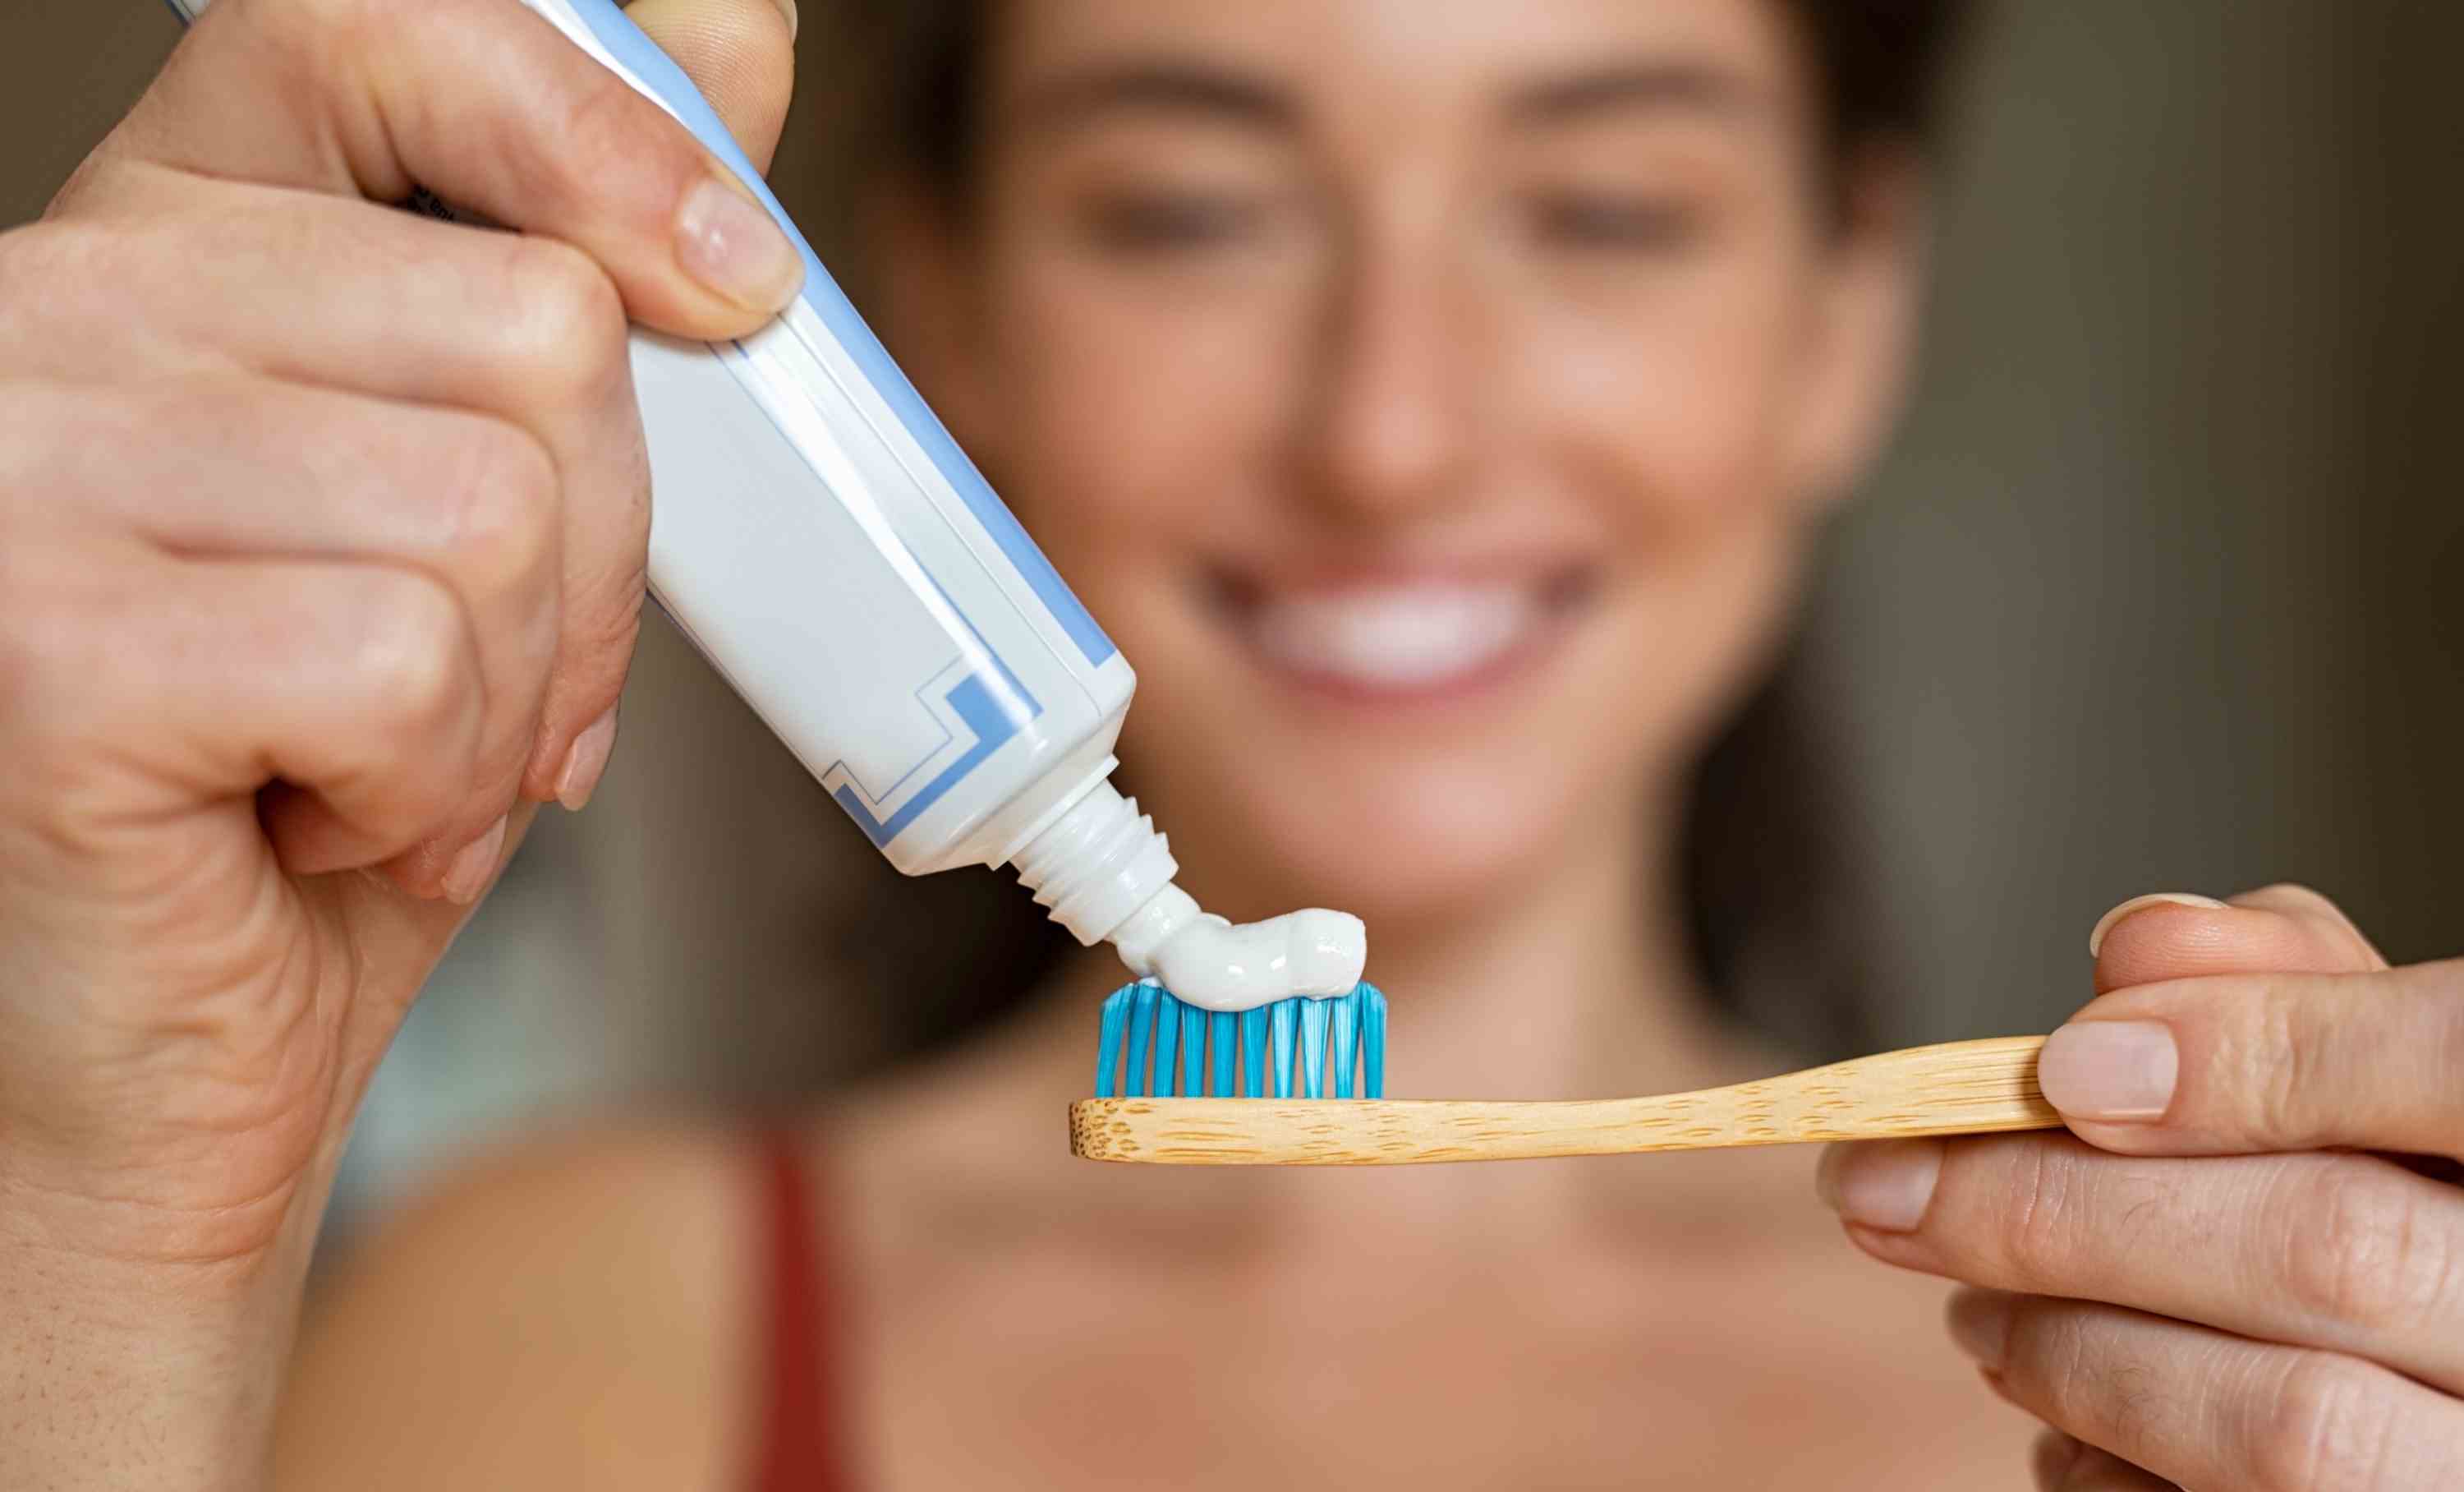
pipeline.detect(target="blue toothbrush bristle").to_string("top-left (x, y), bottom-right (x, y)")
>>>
top-left (1330, 988), bottom-right (1359, 1099)
top-left (1361, 984), bottom-right (1386, 1096)
top-left (1094, 981), bottom-right (1386, 1098)
top-left (1269, 998), bottom-right (1297, 1098)
top-left (1210, 1011), bottom-right (1236, 1097)
top-left (1179, 1002), bottom-right (1206, 1097)
top-left (1299, 998), bottom-right (1331, 1098)
top-left (1239, 1006), bottom-right (1268, 1098)
top-left (1156, 991), bottom-right (1185, 1094)
top-left (1124, 982), bottom-right (1159, 1097)
top-left (1095, 985), bottom-right (1131, 1098)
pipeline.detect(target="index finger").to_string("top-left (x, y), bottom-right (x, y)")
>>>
top-left (2088, 883), bottom-right (2388, 994)
top-left (91, 0), bottom-right (802, 335)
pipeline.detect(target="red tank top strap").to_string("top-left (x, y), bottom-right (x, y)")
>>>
top-left (749, 1128), bottom-right (847, 1492)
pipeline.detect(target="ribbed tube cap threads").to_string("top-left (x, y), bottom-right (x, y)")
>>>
top-left (1009, 778), bottom-right (1179, 947)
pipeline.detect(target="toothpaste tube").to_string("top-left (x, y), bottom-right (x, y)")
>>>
top-left (158, 0), bottom-right (1365, 1011)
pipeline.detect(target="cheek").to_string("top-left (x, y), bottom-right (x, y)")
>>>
top-left (1517, 255), bottom-right (1810, 540)
top-left (1508, 256), bottom-right (1820, 748)
top-left (977, 252), bottom-right (1294, 560)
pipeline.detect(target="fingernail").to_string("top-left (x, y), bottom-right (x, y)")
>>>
top-left (770, 0), bottom-right (798, 41)
top-left (1816, 1138), bottom-right (1942, 1231)
top-left (676, 177), bottom-right (802, 312)
top-left (2086, 891), bottom-right (2228, 957)
top-left (555, 708), bottom-right (620, 811)
top-left (1947, 1288), bottom-right (2012, 1370)
top-left (442, 815), bottom-right (508, 905)
top-left (2038, 1020), bottom-right (2178, 1121)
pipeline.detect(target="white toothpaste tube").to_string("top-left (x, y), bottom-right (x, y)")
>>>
top-left (158, 0), bottom-right (1364, 1011)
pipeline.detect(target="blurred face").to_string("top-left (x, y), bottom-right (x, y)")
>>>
top-left (889, 0), bottom-right (1916, 928)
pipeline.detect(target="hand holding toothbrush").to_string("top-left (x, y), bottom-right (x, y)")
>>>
top-left (1818, 886), bottom-right (2464, 1488)
top-left (0, 1), bottom-right (796, 1484)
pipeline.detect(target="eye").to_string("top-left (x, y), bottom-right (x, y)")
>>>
top-left (1524, 191), bottom-right (1703, 254)
top-left (1078, 190), bottom-right (1270, 256)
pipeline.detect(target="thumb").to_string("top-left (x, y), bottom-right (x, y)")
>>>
top-left (627, 0), bottom-right (799, 173)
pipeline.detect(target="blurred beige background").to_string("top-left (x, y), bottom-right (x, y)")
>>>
top-left (7, 0), bottom-right (2457, 1222)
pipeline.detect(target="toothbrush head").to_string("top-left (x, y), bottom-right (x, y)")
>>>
top-left (1094, 982), bottom-right (1386, 1098)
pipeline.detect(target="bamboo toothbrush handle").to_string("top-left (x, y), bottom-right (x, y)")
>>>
top-left (1069, 1035), bottom-right (2056, 1165)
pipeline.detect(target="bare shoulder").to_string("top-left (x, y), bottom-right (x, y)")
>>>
top-left (274, 1121), bottom-right (761, 1492)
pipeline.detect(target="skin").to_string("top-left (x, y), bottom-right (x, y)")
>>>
top-left (2, 0), bottom-right (2457, 1489)
top-left (1822, 886), bottom-right (2464, 1490)
top-left (0, 0), bottom-right (798, 1485)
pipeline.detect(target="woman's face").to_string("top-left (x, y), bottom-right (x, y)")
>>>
top-left (890, 0), bottom-right (1918, 927)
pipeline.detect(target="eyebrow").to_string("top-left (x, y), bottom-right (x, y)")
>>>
top-left (1013, 59), bottom-right (1299, 136)
top-left (1506, 60), bottom-right (1758, 127)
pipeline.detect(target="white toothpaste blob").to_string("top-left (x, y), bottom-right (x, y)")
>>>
top-left (1007, 780), bottom-right (1367, 1011)
top-left (1112, 892), bottom-right (1366, 1012)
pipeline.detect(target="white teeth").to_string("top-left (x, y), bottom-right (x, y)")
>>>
top-left (1249, 584), bottom-right (1538, 688)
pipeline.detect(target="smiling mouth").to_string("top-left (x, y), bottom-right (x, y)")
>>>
top-left (1207, 566), bottom-right (1597, 702)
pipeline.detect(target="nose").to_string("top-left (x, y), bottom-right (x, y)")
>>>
top-left (1299, 204), bottom-right (1475, 522)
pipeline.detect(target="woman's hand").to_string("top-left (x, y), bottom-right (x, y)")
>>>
top-left (1817, 885), bottom-right (2464, 1489)
top-left (0, 0), bottom-right (795, 1484)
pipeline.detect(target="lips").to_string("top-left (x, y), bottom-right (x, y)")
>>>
top-left (1211, 569), bottom-right (1593, 699)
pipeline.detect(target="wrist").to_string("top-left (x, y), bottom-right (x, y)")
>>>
top-left (0, 1174), bottom-right (325, 1490)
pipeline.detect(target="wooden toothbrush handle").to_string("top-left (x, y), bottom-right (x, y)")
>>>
top-left (1069, 1035), bottom-right (2057, 1165)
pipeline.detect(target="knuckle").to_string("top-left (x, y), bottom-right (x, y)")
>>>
top-left (2252, 1355), bottom-right (2396, 1492)
top-left (2416, 960), bottom-right (2464, 1072)
top-left (1990, 1143), bottom-right (2091, 1291)
top-left (567, 564), bottom-right (646, 665)
top-left (2281, 1163), bottom-right (2454, 1334)
top-left (355, 574), bottom-right (471, 739)
top-left (0, 222), bottom-right (116, 338)
top-left (493, 236), bottom-right (631, 403)
top-left (2245, 880), bottom-right (2384, 969)
top-left (439, 421), bottom-right (560, 596)
top-left (0, 563), bottom-right (152, 858)
top-left (554, 71), bottom-right (670, 204)
top-left (2247, 881), bottom-right (2343, 919)
top-left (2250, 974), bottom-right (2313, 1134)
top-left (0, 221), bottom-right (69, 296)
top-left (2016, 1306), bottom-right (2163, 1465)
top-left (245, 0), bottom-right (474, 54)
top-left (0, 555), bottom-right (90, 756)
top-left (240, 0), bottom-right (381, 58)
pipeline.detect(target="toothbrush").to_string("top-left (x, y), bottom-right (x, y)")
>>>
top-left (1070, 1034), bottom-right (2053, 1164)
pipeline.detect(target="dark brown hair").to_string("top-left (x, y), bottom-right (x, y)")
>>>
top-left (844, 0), bottom-right (1979, 1061)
